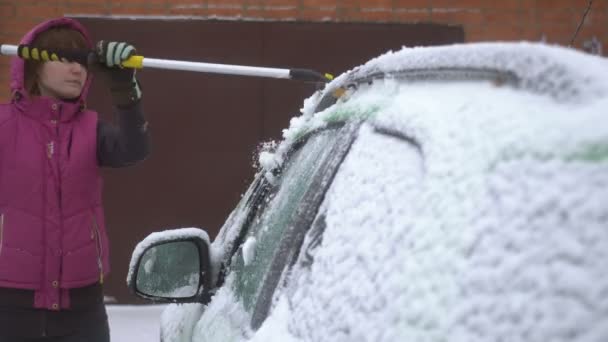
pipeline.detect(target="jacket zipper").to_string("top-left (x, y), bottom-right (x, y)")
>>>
top-left (0, 214), bottom-right (4, 256)
top-left (92, 213), bottom-right (104, 284)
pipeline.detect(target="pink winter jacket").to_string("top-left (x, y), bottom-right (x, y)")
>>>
top-left (0, 18), bottom-right (124, 310)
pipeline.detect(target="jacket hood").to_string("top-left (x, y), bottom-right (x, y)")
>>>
top-left (10, 17), bottom-right (94, 102)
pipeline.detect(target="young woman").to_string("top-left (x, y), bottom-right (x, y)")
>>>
top-left (0, 17), bottom-right (150, 341)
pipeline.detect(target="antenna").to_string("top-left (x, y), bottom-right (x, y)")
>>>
top-left (569, 0), bottom-right (593, 47)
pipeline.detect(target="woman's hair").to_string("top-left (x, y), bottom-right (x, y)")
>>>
top-left (23, 26), bottom-right (88, 96)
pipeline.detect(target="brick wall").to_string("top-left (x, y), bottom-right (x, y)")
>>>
top-left (1, 0), bottom-right (607, 100)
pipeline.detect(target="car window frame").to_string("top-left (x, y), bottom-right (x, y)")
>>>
top-left (213, 172), bottom-right (272, 291)
top-left (201, 121), bottom-right (361, 335)
top-left (212, 122), bottom-right (358, 292)
top-left (248, 121), bottom-right (361, 329)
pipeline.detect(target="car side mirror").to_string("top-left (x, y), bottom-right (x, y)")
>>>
top-left (127, 228), bottom-right (213, 303)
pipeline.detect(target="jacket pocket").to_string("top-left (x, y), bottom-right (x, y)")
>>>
top-left (91, 213), bottom-right (104, 284)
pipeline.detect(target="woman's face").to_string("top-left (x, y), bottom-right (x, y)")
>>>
top-left (37, 60), bottom-right (87, 100)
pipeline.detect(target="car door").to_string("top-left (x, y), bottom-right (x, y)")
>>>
top-left (190, 122), bottom-right (359, 341)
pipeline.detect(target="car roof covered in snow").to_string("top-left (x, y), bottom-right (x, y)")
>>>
top-left (258, 42), bottom-right (608, 174)
top-left (321, 41), bottom-right (608, 107)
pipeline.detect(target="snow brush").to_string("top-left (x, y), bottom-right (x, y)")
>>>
top-left (0, 44), bottom-right (334, 83)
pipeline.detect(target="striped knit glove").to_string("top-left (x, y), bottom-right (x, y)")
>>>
top-left (96, 40), bottom-right (142, 107)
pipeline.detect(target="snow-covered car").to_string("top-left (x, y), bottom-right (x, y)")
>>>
top-left (127, 42), bottom-right (608, 342)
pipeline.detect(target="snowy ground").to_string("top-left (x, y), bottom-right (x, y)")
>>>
top-left (107, 304), bottom-right (167, 341)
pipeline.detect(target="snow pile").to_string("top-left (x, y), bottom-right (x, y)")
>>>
top-left (161, 303), bottom-right (205, 342)
top-left (249, 297), bottom-right (299, 342)
top-left (242, 237), bottom-right (257, 266)
top-left (191, 276), bottom-right (251, 341)
top-left (278, 79), bottom-right (608, 342)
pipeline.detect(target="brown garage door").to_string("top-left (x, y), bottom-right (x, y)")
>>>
top-left (76, 18), bottom-right (463, 304)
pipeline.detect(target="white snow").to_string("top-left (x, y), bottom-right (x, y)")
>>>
top-left (190, 276), bottom-right (251, 342)
top-left (160, 303), bottom-right (206, 342)
top-left (259, 42), bottom-right (608, 175)
top-left (106, 304), bottom-right (166, 342)
top-left (249, 296), bottom-right (299, 342)
top-left (276, 80), bottom-right (608, 341)
top-left (258, 151), bottom-right (280, 171)
top-left (332, 42), bottom-right (608, 104)
top-left (242, 237), bottom-right (257, 266)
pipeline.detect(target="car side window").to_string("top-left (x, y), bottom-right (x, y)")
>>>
top-left (227, 124), bottom-right (355, 325)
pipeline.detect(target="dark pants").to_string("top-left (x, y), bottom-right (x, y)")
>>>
top-left (0, 319), bottom-right (109, 342)
top-left (0, 285), bottom-right (110, 342)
